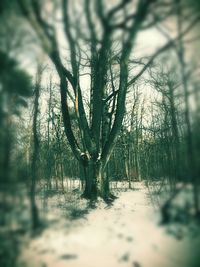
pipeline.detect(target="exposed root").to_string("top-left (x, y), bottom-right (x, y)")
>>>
top-left (81, 191), bottom-right (118, 206)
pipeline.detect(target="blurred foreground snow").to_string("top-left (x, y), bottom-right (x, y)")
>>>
top-left (17, 182), bottom-right (200, 267)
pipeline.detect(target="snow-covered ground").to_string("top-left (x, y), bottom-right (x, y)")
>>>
top-left (18, 182), bottom-right (200, 267)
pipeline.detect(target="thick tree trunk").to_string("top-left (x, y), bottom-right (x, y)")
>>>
top-left (81, 160), bottom-right (112, 202)
top-left (176, 0), bottom-right (199, 216)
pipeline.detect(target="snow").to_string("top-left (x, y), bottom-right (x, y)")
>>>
top-left (18, 182), bottom-right (200, 267)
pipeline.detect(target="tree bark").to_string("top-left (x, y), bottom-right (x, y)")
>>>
top-left (30, 64), bottom-right (42, 230)
top-left (81, 159), bottom-right (111, 201)
top-left (176, 0), bottom-right (199, 215)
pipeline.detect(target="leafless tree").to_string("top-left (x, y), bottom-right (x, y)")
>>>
top-left (16, 0), bottom-right (200, 201)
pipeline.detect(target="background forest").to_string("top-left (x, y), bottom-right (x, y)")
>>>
top-left (0, 1), bottom-right (200, 267)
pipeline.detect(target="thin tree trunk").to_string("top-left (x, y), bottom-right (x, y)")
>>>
top-left (30, 65), bottom-right (42, 230)
top-left (46, 77), bottom-right (53, 190)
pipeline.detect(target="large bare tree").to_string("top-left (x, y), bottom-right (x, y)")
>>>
top-left (16, 0), bottom-right (200, 201)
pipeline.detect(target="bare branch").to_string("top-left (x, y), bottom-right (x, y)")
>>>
top-left (127, 14), bottom-right (200, 87)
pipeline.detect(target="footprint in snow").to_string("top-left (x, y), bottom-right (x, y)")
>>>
top-left (132, 261), bottom-right (141, 267)
top-left (39, 248), bottom-right (54, 254)
top-left (117, 233), bottom-right (123, 239)
top-left (126, 236), bottom-right (133, 242)
top-left (119, 252), bottom-right (130, 262)
top-left (59, 254), bottom-right (78, 260)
